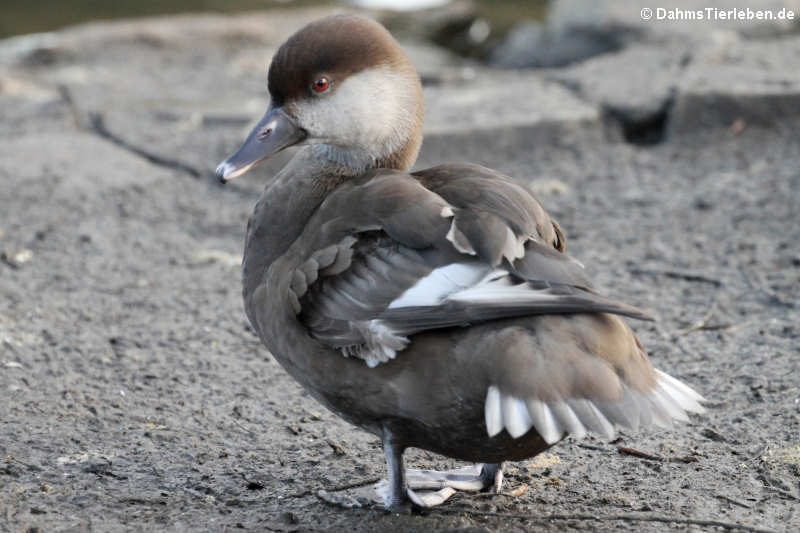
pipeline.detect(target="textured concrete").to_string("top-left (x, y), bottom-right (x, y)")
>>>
top-left (1, 6), bottom-right (799, 533)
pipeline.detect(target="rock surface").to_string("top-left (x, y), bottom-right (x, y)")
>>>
top-left (670, 35), bottom-right (800, 137)
top-left (491, 0), bottom-right (800, 68)
top-left (539, 4), bottom-right (800, 144)
top-left (547, 43), bottom-right (692, 143)
top-left (1, 6), bottom-right (799, 533)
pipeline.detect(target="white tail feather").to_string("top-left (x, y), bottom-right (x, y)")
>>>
top-left (655, 369), bottom-right (706, 411)
top-left (484, 371), bottom-right (705, 441)
top-left (485, 386), bottom-right (504, 437)
top-left (525, 400), bottom-right (563, 444)
top-left (548, 401), bottom-right (587, 441)
top-left (567, 399), bottom-right (616, 439)
top-left (502, 396), bottom-right (533, 438)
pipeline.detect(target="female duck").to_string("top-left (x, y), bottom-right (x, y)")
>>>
top-left (216, 14), bottom-right (704, 508)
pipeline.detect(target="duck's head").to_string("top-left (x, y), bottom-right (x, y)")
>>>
top-left (216, 14), bottom-right (424, 182)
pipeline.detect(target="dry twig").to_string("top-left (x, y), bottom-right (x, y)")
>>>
top-left (618, 447), bottom-right (663, 462)
top-left (716, 494), bottom-right (752, 509)
top-left (629, 267), bottom-right (723, 287)
top-left (230, 417), bottom-right (255, 435)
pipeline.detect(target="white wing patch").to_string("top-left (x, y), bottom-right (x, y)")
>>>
top-left (448, 274), bottom-right (560, 304)
top-left (387, 263), bottom-right (493, 309)
top-left (369, 266), bottom-right (566, 364)
top-left (485, 370), bottom-right (705, 444)
top-left (388, 263), bottom-right (525, 311)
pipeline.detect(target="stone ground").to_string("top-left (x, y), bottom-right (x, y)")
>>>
top-left (1, 3), bottom-right (799, 532)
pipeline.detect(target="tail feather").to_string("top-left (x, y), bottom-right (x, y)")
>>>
top-left (485, 370), bottom-right (705, 443)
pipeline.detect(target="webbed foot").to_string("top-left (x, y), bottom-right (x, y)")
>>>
top-left (404, 463), bottom-right (504, 507)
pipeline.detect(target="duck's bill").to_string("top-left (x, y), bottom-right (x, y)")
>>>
top-left (215, 107), bottom-right (306, 183)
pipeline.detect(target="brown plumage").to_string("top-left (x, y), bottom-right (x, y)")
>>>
top-left (217, 14), bottom-right (705, 509)
top-left (268, 15), bottom-right (409, 105)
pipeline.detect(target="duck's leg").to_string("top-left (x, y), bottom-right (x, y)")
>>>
top-left (479, 462), bottom-right (505, 493)
top-left (381, 430), bottom-right (409, 509)
top-left (378, 429), bottom-right (503, 508)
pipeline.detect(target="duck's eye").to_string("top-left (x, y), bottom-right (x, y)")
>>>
top-left (312, 77), bottom-right (330, 93)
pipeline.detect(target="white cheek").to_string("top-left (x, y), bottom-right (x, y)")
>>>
top-left (293, 67), bottom-right (417, 157)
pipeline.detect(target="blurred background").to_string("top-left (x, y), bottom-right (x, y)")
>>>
top-left (3, 0), bottom-right (547, 62)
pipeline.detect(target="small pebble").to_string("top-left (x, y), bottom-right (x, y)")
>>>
top-left (530, 178), bottom-right (570, 197)
top-left (190, 249), bottom-right (241, 267)
top-left (1, 248), bottom-right (33, 268)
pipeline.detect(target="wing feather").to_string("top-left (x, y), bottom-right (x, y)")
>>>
top-left (293, 165), bottom-right (651, 365)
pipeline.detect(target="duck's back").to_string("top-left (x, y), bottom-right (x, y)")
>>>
top-left (242, 161), bottom-right (701, 460)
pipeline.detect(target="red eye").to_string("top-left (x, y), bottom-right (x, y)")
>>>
top-left (312, 76), bottom-right (330, 92)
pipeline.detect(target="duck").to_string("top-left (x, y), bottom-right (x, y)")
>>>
top-left (216, 14), bottom-right (705, 509)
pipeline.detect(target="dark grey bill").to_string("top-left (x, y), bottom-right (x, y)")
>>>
top-left (215, 107), bottom-right (306, 183)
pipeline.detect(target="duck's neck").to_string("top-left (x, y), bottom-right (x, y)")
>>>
top-left (243, 150), bottom-right (338, 294)
top-left (310, 131), bottom-right (422, 174)
top-left (242, 134), bottom-right (421, 297)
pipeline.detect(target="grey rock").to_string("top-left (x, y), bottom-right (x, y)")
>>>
top-left (549, 44), bottom-right (692, 143)
top-left (0, 9), bottom-right (483, 180)
top-left (551, 44), bottom-right (689, 119)
top-left (669, 35), bottom-right (800, 137)
top-left (489, 21), bottom-right (545, 68)
top-left (399, 40), bottom-right (480, 85)
top-left (549, 0), bottom-right (800, 41)
top-left (376, 0), bottom-right (480, 56)
top-left (490, 0), bottom-right (800, 69)
top-left (0, 8), bottom-right (342, 68)
top-left (420, 70), bottom-right (606, 165)
top-left (490, 20), bottom-right (637, 69)
top-left (547, 23), bottom-right (800, 141)
top-left (424, 71), bottom-right (600, 135)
